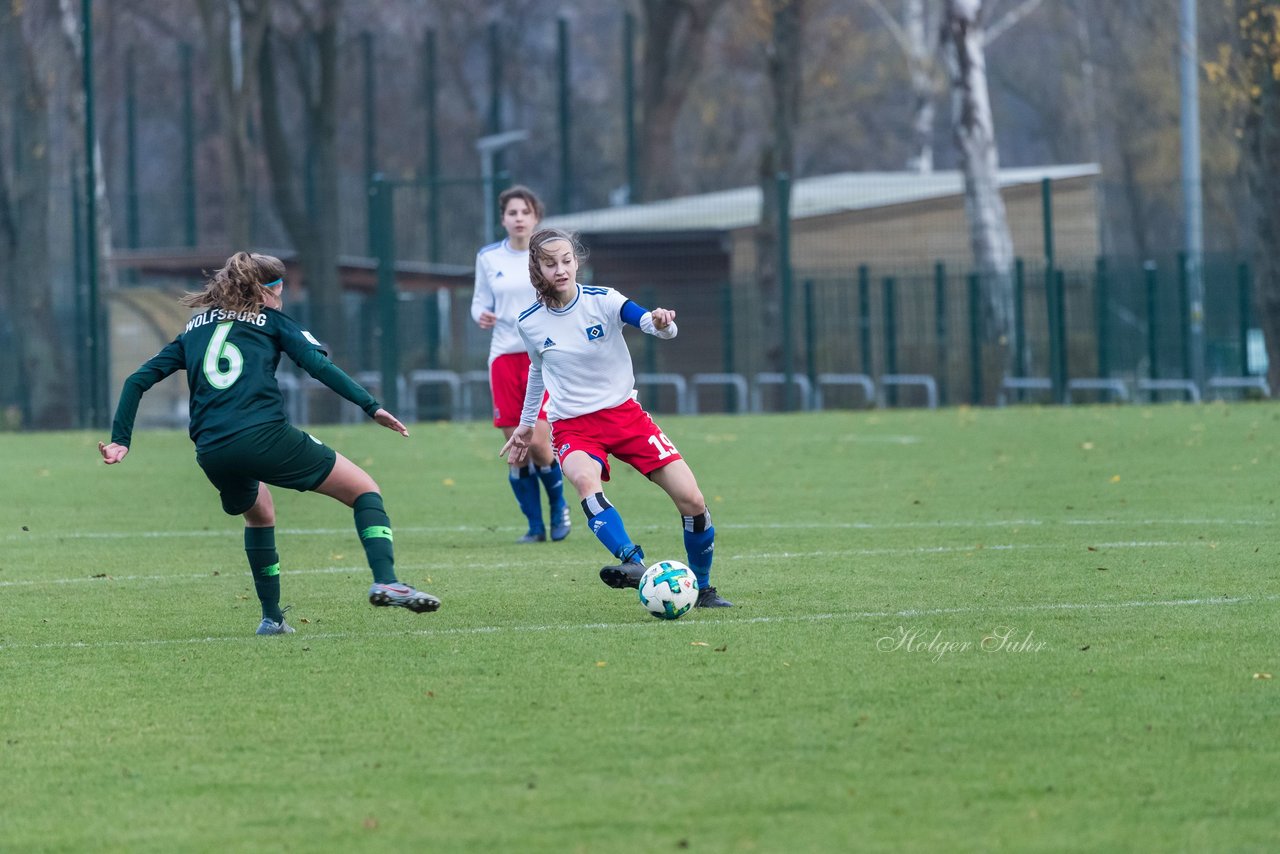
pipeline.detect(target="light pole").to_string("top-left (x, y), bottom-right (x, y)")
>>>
top-left (1179, 0), bottom-right (1204, 389)
top-left (476, 129), bottom-right (528, 243)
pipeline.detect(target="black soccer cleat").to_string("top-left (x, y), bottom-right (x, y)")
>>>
top-left (599, 545), bottom-right (646, 589)
top-left (695, 586), bottom-right (733, 608)
top-left (599, 560), bottom-right (646, 589)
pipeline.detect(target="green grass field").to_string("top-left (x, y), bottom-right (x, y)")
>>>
top-left (2, 404), bottom-right (1278, 852)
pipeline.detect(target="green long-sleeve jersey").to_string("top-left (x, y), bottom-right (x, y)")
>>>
top-left (110, 306), bottom-right (380, 452)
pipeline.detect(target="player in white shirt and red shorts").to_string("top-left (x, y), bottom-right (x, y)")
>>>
top-left (501, 228), bottom-right (731, 608)
top-left (472, 186), bottom-right (571, 544)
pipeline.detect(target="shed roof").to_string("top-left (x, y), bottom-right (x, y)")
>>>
top-left (545, 164), bottom-right (1100, 234)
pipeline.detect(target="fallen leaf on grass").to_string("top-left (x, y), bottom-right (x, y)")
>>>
top-left (91, 573), bottom-right (110, 579)
top-left (1253, 672), bottom-right (1272, 680)
top-left (714, 644), bottom-right (727, 652)
top-left (691, 642), bottom-right (709, 647)
top-left (596, 661), bottom-right (607, 667)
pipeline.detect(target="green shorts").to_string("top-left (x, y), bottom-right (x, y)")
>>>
top-left (196, 422), bottom-right (338, 516)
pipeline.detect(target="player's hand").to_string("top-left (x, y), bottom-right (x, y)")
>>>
top-left (98, 441), bottom-right (129, 464)
top-left (500, 424), bottom-right (534, 464)
top-left (650, 308), bottom-right (676, 329)
top-left (373, 408), bottom-right (409, 437)
top-left (477, 310), bottom-right (497, 330)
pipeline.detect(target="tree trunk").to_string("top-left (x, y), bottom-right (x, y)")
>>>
top-left (636, 0), bottom-right (729, 201)
top-left (1238, 3), bottom-right (1280, 390)
top-left (755, 0), bottom-right (804, 373)
top-left (906, 0), bottom-right (938, 174)
top-left (943, 0), bottom-right (1015, 394)
top-left (197, 0), bottom-right (270, 249)
top-left (0, 3), bottom-right (72, 428)
top-left (258, 2), bottom-right (346, 423)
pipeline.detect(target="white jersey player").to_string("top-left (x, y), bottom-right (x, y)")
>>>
top-left (501, 227), bottom-right (732, 608)
top-left (470, 186), bottom-right (570, 544)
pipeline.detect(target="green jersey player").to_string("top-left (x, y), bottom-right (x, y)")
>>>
top-left (99, 251), bottom-right (440, 634)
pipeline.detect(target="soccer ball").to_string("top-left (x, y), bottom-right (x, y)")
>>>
top-left (638, 560), bottom-right (699, 620)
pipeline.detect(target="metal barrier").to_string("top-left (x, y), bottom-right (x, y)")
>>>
top-left (1066, 378), bottom-right (1130, 403)
top-left (878, 374), bottom-right (939, 409)
top-left (459, 369), bottom-right (491, 421)
top-left (998, 376), bottom-right (1052, 406)
top-left (1137, 378), bottom-right (1200, 403)
top-left (752, 372), bottom-right (814, 412)
top-left (404, 370), bottom-right (462, 421)
top-left (690, 373), bottom-right (750, 414)
top-left (813, 373), bottom-right (875, 409)
top-left (635, 372), bottom-right (692, 414)
top-left (1206, 376), bottom-right (1271, 399)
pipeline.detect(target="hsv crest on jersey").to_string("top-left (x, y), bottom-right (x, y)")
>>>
top-left (585, 324), bottom-right (604, 341)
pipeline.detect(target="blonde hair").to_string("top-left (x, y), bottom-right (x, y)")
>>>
top-left (181, 252), bottom-right (285, 314)
top-left (528, 228), bottom-right (587, 306)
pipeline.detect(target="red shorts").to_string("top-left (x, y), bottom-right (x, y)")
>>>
top-left (550, 398), bottom-right (682, 481)
top-left (490, 352), bottom-right (548, 428)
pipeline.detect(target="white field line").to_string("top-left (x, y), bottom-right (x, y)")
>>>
top-left (3, 517), bottom-right (1274, 543)
top-left (0, 539), bottom-right (1231, 589)
top-left (2, 593), bottom-right (1274, 653)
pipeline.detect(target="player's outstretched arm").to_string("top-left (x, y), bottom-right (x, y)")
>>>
top-left (500, 424), bottom-right (534, 464)
top-left (98, 442), bottom-right (129, 464)
top-left (372, 408), bottom-right (409, 437)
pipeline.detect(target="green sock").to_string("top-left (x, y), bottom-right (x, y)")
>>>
top-left (244, 526), bottom-right (283, 622)
top-left (354, 492), bottom-right (397, 584)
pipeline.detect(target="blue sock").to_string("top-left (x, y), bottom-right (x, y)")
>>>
top-left (581, 492), bottom-right (641, 561)
top-left (683, 509), bottom-right (715, 588)
top-left (537, 461), bottom-right (567, 511)
top-left (509, 463), bottom-right (544, 534)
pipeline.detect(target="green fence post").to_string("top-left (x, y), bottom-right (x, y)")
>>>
top-left (179, 43), bottom-right (197, 247)
top-left (1238, 260), bottom-right (1252, 376)
top-left (82, 0), bottom-right (107, 427)
top-left (558, 17), bottom-right (572, 213)
top-left (1054, 270), bottom-right (1068, 399)
top-left (488, 22), bottom-right (504, 182)
top-left (71, 166), bottom-right (88, 427)
top-left (883, 276), bottom-right (897, 406)
top-left (778, 172), bottom-right (795, 410)
top-left (1145, 260), bottom-right (1160, 380)
top-left (622, 12), bottom-right (637, 201)
top-left (1045, 267), bottom-right (1063, 402)
top-left (371, 176), bottom-right (399, 412)
top-left (1013, 257), bottom-right (1026, 377)
top-left (804, 278), bottom-right (816, 394)
top-left (363, 32), bottom-right (378, 257)
top-left (968, 273), bottom-right (982, 404)
top-left (423, 30), bottom-right (441, 263)
top-left (858, 265), bottom-right (871, 374)
top-left (1095, 257), bottom-right (1110, 379)
top-left (934, 262), bottom-right (948, 405)
top-left (1178, 251), bottom-right (1191, 379)
top-left (124, 48), bottom-right (140, 251)
top-left (722, 281), bottom-right (736, 411)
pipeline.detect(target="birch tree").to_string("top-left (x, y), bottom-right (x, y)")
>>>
top-left (863, 0), bottom-right (1045, 173)
top-left (942, 0), bottom-right (1015, 388)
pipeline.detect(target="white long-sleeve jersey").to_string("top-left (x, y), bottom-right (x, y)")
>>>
top-left (471, 239), bottom-right (536, 364)
top-left (515, 284), bottom-right (676, 424)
